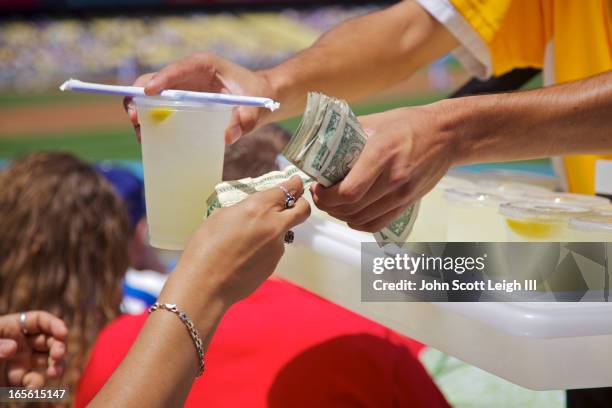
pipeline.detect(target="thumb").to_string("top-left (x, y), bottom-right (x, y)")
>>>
top-left (0, 339), bottom-right (17, 359)
top-left (224, 106), bottom-right (260, 144)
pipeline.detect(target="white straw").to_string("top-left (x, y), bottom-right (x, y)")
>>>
top-left (59, 78), bottom-right (280, 111)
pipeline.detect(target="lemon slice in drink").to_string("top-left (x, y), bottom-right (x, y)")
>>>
top-left (149, 107), bottom-right (175, 123)
top-left (506, 219), bottom-right (562, 239)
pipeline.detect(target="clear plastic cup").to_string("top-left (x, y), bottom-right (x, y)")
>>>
top-left (135, 96), bottom-right (232, 250)
top-left (437, 173), bottom-right (477, 192)
top-left (525, 192), bottom-right (610, 209)
top-left (444, 188), bottom-right (506, 241)
top-left (476, 180), bottom-right (552, 201)
top-left (568, 214), bottom-right (612, 242)
top-left (499, 201), bottom-right (590, 242)
top-left (594, 203), bottom-right (612, 216)
top-left (408, 174), bottom-right (475, 242)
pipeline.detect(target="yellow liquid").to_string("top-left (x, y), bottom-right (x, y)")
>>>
top-left (506, 219), bottom-right (563, 240)
top-left (149, 107), bottom-right (175, 123)
top-left (138, 105), bottom-right (231, 249)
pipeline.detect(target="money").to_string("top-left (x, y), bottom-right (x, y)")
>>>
top-left (206, 165), bottom-right (310, 217)
top-left (206, 92), bottom-right (419, 245)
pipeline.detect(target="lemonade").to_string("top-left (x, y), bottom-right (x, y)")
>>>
top-left (444, 188), bottom-right (506, 241)
top-left (135, 96), bottom-right (232, 250)
top-left (499, 201), bottom-right (590, 242)
top-left (568, 214), bottom-right (612, 242)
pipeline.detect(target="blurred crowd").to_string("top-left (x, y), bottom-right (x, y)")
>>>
top-left (0, 6), bottom-right (377, 92)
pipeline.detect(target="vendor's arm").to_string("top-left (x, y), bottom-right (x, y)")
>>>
top-left (130, 1), bottom-right (458, 142)
top-left (313, 70), bottom-right (612, 232)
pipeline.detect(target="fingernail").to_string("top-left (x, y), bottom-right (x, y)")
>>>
top-left (229, 125), bottom-right (242, 144)
top-left (364, 128), bottom-right (375, 137)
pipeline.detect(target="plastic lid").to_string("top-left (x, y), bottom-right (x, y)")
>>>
top-left (569, 214), bottom-right (612, 233)
top-left (594, 204), bottom-right (612, 216)
top-left (499, 201), bottom-right (590, 221)
top-left (133, 96), bottom-right (232, 110)
top-left (444, 188), bottom-right (504, 207)
top-left (525, 192), bottom-right (610, 208)
top-left (476, 180), bottom-right (552, 200)
top-left (438, 175), bottom-right (476, 191)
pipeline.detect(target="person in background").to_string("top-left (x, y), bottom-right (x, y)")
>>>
top-left (0, 152), bottom-right (131, 407)
top-left (0, 311), bottom-right (68, 389)
top-left (96, 163), bottom-right (168, 313)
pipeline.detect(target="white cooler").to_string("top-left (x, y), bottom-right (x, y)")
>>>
top-left (275, 215), bottom-right (612, 391)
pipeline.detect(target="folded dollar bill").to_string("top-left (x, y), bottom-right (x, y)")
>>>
top-left (206, 165), bottom-right (310, 217)
top-left (206, 92), bottom-right (419, 245)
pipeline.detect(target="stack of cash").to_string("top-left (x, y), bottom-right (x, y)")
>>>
top-left (206, 92), bottom-right (419, 245)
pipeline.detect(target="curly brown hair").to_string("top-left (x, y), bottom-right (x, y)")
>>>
top-left (0, 152), bottom-right (130, 406)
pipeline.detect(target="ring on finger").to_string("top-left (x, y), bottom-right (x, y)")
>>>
top-left (278, 185), bottom-right (296, 209)
top-left (19, 313), bottom-right (28, 335)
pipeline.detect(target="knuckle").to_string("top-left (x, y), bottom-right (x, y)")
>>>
top-left (312, 194), bottom-right (326, 209)
top-left (241, 201), bottom-right (260, 217)
top-left (329, 205), bottom-right (355, 217)
top-left (349, 213), bottom-right (369, 226)
top-left (338, 184), bottom-right (363, 202)
top-left (389, 168), bottom-right (410, 185)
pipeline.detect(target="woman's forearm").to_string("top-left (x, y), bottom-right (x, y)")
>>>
top-left (90, 267), bottom-right (227, 408)
top-left (443, 70), bottom-right (612, 165)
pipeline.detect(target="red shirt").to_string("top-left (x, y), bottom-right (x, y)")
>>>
top-left (76, 279), bottom-right (449, 408)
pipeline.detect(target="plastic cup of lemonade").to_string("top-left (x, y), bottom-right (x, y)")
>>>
top-left (499, 201), bottom-right (590, 242)
top-left (476, 180), bottom-right (552, 201)
top-left (408, 174), bottom-right (476, 242)
top-left (134, 96), bottom-right (232, 250)
top-left (444, 188), bottom-right (506, 241)
top-left (568, 213), bottom-right (612, 242)
top-left (525, 192), bottom-right (610, 209)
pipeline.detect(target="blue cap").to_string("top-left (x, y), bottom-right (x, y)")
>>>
top-left (96, 162), bottom-right (145, 229)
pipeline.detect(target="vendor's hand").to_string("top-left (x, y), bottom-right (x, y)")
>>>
top-left (123, 52), bottom-right (273, 144)
top-left (0, 311), bottom-right (68, 388)
top-left (159, 176), bottom-right (310, 326)
top-left (311, 105), bottom-right (457, 232)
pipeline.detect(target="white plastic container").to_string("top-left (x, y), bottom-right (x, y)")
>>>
top-left (276, 215), bottom-right (612, 390)
top-left (135, 96), bottom-right (232, 249)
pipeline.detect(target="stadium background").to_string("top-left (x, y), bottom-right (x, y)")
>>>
top-left (0, 2), bottom-right (566, 406)
top-left (0, 0), bottom-right (548, 174)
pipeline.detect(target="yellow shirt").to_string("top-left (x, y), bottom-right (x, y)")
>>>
top-left (449, 0), bottom-right (612, 194)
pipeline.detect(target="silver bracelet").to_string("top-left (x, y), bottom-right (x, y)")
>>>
top-left (148, 302), bottom-right (205, 377)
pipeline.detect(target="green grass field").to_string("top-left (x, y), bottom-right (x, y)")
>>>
top-left (0, 90), bottom-right (552, 175)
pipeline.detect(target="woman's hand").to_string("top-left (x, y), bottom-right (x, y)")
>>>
top-left (91, 176), bottom-right (310, 407)
top-left (123, 52), bottom-right (274, 144)
top-left (159, 175), bottom-right (310, 328)
top-left (311, 104), bottom-right (458, 232)
top-left (0, 311), bottom-right (68, 388)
